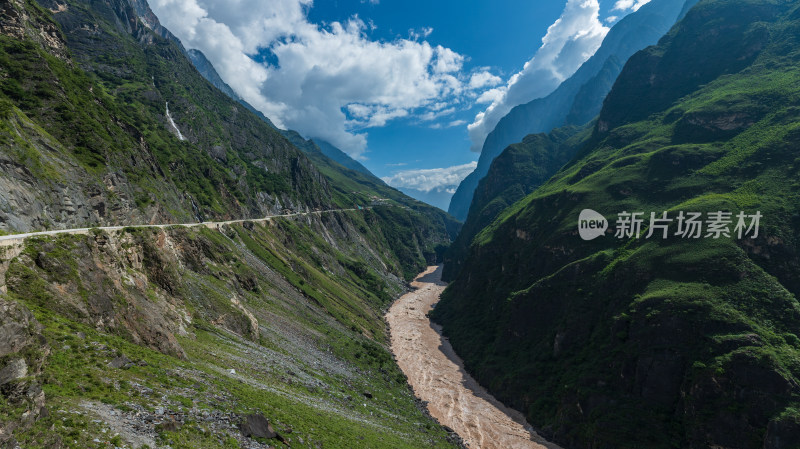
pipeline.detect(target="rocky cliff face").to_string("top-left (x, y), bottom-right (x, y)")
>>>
top-left (434, 0), bottom-right (800, 447)
top-left (448, 0), bottom-right (695, 221)
top-left (0, 295), bottom-right (50, 449)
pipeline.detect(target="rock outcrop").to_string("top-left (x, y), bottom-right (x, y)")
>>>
top-left (0, 296), bottom-right (49, 447)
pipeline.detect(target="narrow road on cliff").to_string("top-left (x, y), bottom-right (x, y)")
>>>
top-left (0, 208), bottom-right (358, 246)
top-left (387, 266), bottom-right (562, 449)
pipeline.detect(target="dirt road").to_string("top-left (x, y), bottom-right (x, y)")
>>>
top-left (0, 208), bottom-right (357, 247)
top-left (387, 266), bottom-right (560, 449)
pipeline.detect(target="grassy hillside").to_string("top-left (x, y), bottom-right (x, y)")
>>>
top-left (434, 1), bottom-right (800, 447)
top-left (1, 212), bottom-right (460, 449)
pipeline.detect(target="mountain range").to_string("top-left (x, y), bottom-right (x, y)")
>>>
top-left (447, 0), bottom-right (699, 221)
top-left (3, 0), bottom-right (800, 447)
top-left (434, 0), bottom-right (800, 447)
top-left (0, 0), bottom-right (460, 447)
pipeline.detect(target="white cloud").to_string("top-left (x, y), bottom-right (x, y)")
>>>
top-left (613, 0), bottom-right (651, 12)
top-left (429, 119), bottom-right (466, 130)
top-left (467, 0), bottom-right (609, 152)
top-left (149, 0), bottom-right (498, 158)
top-left (475, 87), bottom-right (505, 105)
top-left (468, 71), bottom-right (502, 89)
top-left (605, 15), bottom-right (619, 23)
top-left (381, 161), bottom-right (478, 193)
top-left (448, 119), bottom-right (466, 127)
top-left (408, 26), bottom-right (434, 41)
top-left (419, 107), bottom-right (455, 122)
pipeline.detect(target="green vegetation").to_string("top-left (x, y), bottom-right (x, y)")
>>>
top-left (4, 216), bottom-right (457, 448)
top-left (434, 1), bottom-right (800, 447)
top-left (444, 124), bottom-right (591, 280)
top-left (0, 1), bottom-right (460, 447)
top-left (0, 0), bottom-right (329, 225)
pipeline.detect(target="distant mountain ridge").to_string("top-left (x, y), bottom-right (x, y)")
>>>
top-left (447, 0), bottom-right (698, 221)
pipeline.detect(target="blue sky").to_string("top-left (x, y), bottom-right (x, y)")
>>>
top-left (149, 0), bottom-right (645, 205)
top-left (305, 0), bottom-right (566, 170)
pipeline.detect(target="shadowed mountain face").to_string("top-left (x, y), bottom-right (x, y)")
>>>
top-left (434, 0), bottom-right (800, 447)
top-left (448, 0), bottom-right (696, 221)
top-left (443, 124), bottom-right (591, 280)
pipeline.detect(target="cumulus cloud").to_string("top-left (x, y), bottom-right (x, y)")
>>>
top-left (613, 0), bottom-right (652, 12)
top-left (381, 161), bottom-right (478, 193)
top-left (468, 71), bottom-right (503, 89)
top-left (467, 0), bottom-right (609, 152)
top-left (148, 0), bottom-right (497, 159)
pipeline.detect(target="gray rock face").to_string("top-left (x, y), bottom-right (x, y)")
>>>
top-left (240, 413), bottom-right (278, 439)
top-left (0, 296), bottom-right (49, 443)
top-left (0, 359), bottom-right (27, 386)
top-left (107, 355), bottom-right (133, 369)
top-left (0, 297), bottom-right (40, 358)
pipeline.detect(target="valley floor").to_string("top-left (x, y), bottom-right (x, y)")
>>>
top-left (386, 266), bottom-right (560, 449)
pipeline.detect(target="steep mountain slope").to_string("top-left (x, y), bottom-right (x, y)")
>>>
top-left (185, 49), bottom-right (244, 111)
top-left (314, 139), bottom-right (375, 178)
top-left (443, 124), bottom-right (590, 280)
top-left (182, 47), bottom-right (452, 230)
top-left (185, 48), bottom-right (280, 130)
top-left (0, 0), bottom-right (332, 231)
top-left (0, 213), bottom-right (460, 449)
top-left (278, 131), bottom-right (461, 246)
top-left (434, 0), bottom-right (800, 447)
top-left (448, 0), bottom-right (696, 221)
top-left (0, 0), bottom-right (456, 264)
top-left (0, 0), bottom-right (461, 447)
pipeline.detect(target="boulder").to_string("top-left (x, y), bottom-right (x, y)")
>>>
top-left (0, 359), bottom-right (27, 386)
top-left (240, 413), bottom-right (278, 439)
top-left (107, 355), bottom-right (133, 369)
top-left (155, 419), bottom-right (182, 433)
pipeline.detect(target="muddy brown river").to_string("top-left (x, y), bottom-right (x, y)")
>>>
top-left (387, 266), bottom-right (561, 449)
